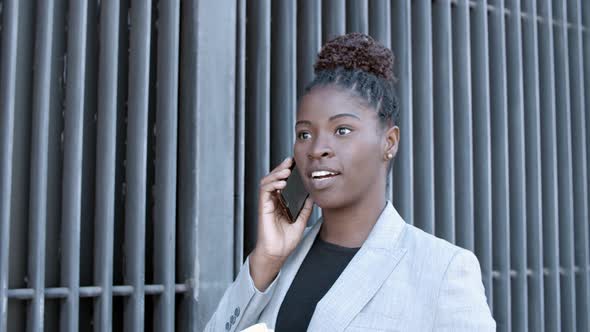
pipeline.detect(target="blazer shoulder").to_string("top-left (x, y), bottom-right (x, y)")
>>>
top-left (400, 224), bottom-right (466, 271)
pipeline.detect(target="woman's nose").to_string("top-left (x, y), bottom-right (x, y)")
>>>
top-left (308, 140), bottom-right (334, 160)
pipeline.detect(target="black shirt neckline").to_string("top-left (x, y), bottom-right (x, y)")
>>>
top-left (315, 236), bottom-right (361, 254)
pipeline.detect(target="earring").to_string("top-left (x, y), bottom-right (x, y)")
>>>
top-left (385, 153), bottom-right (393, 160)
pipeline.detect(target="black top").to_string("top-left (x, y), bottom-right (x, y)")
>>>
top-left (274, 235), bottom-right (360, 332)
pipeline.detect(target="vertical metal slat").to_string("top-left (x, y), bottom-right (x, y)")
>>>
top-left (244, 0), bottom-right (271, 255)
top-left (234, 0), bottom-right (246, 276)
top-left (60, 0), bottom-right (88, 330)
top-left (43, 0), bottom-right (67, 331)
top-left (0, 1), bottom-right (19, 331)
top-left (552, 0), bottom-right (577, 330)
top-left (432, 0), bottom-right (455, 244)
top-left (451, 0), bottom-right (475, 252)
top-left (43, 1), bottom-right (67, 330)
top-left (93, 0), bottom-right (120, 330)
top-left (322, 0), bottom-right (345, 43)
top-left (390, 1), bottom-right (413, 224)
top-left (124, 1), bottom-right (152, 331)
top-left (346, 0), bottom-right (368, 34)
top-left (26, 0), bottom-right (54, 330)
top-left (584, 0), bottom-right (590, 282)
top-left (411, 1), bottom-right (434, 234)
top-left (296, 0), bottom-right (321, 97)
top-left (153, 0), bottom-right (180, 330)
top-left (471, 0), bottom-right (494, 310)
top-left (177, 1), bottom-right (200, 330)
top-left (522, 0), bottom-right (545, 330)
top-left (270, 0), bottom-right (296, 167)
top-left (488, 1), bottom-right (512, 330)
top-left (79, 0), bottom-right (98, 302)
top-left (567, 1), bottom-right (590, 331)
top-left (538, 0), bottom-right (562, 330)
top-left (8, 0), bottom-right (35, 328)
top-left (368, 0), bottom-right (389, 45)
top-left (582, 3), bottom-right (590, 331)
top-left (111, 1), bottom-right (129, 330)
top-left (505, 1), bottom-right (528, 330)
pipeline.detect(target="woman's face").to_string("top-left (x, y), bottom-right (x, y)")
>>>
top-left (294, 85), bottom-right (395, 209)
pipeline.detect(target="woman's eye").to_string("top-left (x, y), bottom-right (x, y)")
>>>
top-left (336, 127), bottom-right (352, 136)
top-left (297, 132), bottom-right (311, 140)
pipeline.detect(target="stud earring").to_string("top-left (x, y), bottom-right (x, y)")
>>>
top-left (385, 153), bottom-right (393, 160)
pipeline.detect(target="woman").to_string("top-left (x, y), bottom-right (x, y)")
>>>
top-left (206, 33), bottom-right (495, 331)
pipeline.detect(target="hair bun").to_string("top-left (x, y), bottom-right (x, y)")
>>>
top-left (314, 32), bottom-right (395, 81)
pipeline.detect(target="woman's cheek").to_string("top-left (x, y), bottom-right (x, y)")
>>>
top-left (293, 144), bottom-right (305, 162)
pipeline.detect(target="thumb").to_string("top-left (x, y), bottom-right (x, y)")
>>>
top-left (294, 196), bottom-right (315, 226)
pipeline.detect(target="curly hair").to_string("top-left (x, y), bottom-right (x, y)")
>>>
top-left (304, 33), bottom-right (399, 129)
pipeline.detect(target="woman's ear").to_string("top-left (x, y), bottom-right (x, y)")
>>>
top-left (383, 126), bottom-right (400, 159)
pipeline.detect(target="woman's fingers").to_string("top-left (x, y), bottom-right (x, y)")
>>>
top-left (260, 179), bottom-right (287, 193)
top-left (277, 156), bottom-right (293, 170)
top-left (260, 157), bottom-right (292, 185)
top-left (259, 167), bottom-right (291, 187)
top-left (294, 196), bottom-right (314, 225)
top-left (259, 180), bottom-right (287, 203)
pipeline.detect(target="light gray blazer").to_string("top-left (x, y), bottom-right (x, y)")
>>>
top-left (205, 202), bottom-right (496, 331)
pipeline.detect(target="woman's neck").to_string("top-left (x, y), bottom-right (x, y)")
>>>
top-left (319, 192), bottom-right (386, 248)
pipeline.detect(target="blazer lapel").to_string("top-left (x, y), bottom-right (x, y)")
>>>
top-left (307, 202), bottom-right (407, 332)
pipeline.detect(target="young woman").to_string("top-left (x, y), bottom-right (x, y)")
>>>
top-left (206, 33), bottom-right (495, 332)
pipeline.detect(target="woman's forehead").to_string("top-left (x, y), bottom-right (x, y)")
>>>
top-left (297, 86), bottom-right (372, 121)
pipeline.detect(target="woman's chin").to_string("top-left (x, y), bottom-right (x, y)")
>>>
top-left (310, 193), bottom-right (351, 210)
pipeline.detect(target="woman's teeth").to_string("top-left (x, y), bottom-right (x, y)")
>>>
top-left (311, 170), bottom-right (339, 179)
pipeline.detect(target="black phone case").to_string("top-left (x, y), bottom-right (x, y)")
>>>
top-left (276, 161), bottom-right (309, 223)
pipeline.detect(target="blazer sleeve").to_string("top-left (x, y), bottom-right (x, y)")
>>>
top-left (433, 249), bottom-right (496, 331)
top-left (204, 255), bottom-right (281, 332)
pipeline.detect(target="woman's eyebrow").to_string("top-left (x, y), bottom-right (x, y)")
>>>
top-left (295, 120), bottom-right (311, 127)
top-left (295, 113), bottom-right (361, 127)
top-left (329, 113), bottom-right (361, 121)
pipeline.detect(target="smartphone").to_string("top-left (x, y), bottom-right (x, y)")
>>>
top-left (276, 161), bottom-right (309, 223)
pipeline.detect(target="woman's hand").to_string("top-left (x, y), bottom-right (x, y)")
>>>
top-left (250, 157), bottom-right (314, 291)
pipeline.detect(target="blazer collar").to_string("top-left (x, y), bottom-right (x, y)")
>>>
top-left (356, 200), bottom-right (407, 252)
top-left (307, 201), bottom-right (408, 331)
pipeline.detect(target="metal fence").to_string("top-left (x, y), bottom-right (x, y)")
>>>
top-left (0, 0), bottom-right (588, 331)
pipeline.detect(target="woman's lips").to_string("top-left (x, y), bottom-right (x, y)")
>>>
top-left (309, 173), bottom-right (340, 191)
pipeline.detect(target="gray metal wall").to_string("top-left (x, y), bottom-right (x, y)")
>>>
top-left (0, 1), bottom-right (588, 331)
